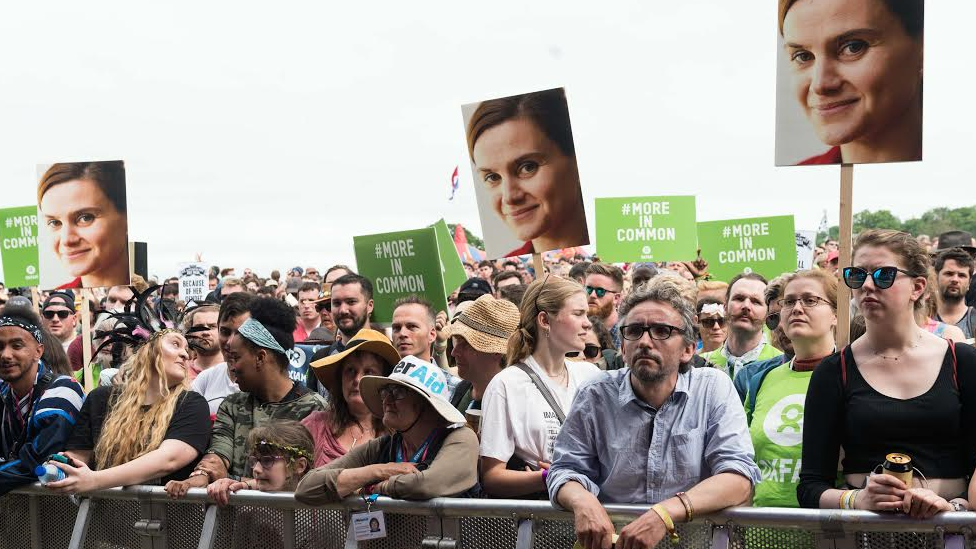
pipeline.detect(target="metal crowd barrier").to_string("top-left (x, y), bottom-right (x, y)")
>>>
top-left (1, 483), bottom-right (975, 549)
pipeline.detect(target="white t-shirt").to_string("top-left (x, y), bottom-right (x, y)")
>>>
top-left (190, 362), bottom-right (239, 415)
top-left (480, 356), bottom-right (602, 467)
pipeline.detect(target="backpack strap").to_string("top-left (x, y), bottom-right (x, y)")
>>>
top-left (840, 346), bottom-right (849, 389)
top-left (947, 339), bottom-right (958, 391)
top-left (513, 363), bottom-right (566, 425)
top-left (744, 358), bottom-right (787, 426)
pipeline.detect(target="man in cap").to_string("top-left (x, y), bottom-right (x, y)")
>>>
top-left (456, 277), bottom-right (492, 306)
top-left (41, 291), bottom-right (78, 351)
top-left (442, 294), bottom-right (519, 417)
top-left (935, 231), bottom-right (976, 308)
top-left (934, 247), bottom-right (976, 339)
top-left (547, 278), bottom-right (758, 549)
top-left (0, 304), bottom-right (84, 495)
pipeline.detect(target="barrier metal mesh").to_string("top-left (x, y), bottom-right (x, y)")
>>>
top-left (458, 516), bottom-right (518, 549)
top-left (166, 502), bottom-right (208, 549)
top-left (357, 512), bottom-right (427, 549)
top-left (856, 531), bottom-right (940, 549)
top-left (730, 525), bottom-right (816, 549)
top-left (82, 498), bottom-right (142, 549)
top-left (0, 494), bottom-right (32, 549)
top-left (38, 494), bottom-right (80, 549)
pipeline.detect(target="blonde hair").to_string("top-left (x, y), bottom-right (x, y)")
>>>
top-left (853, 229), bottom-right (930, 311)
top-left (784, 269), bottom-right (839, 310)
top-left (93, 332), bottom-right (188, 470)
top-left (505, 276), bottom-right (584, 366)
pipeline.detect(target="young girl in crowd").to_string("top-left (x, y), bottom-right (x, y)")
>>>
top-left (799, 230), bottom-right (976, 517)
top-left (220, 421), bottom-right (314, 498)
top-left (479, 276), bottom-right (602, 498)
top-left (45, 330), bottom-right (211, 493)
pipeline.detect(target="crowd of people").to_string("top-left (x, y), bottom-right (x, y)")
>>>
top-left (0, 227), bottom-right (975, 549)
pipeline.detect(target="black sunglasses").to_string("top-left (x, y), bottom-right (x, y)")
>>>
top-left (584, 285), bottom-right (617, 299)
top-left (764, 312), bottom-right (781, 331)
top-left (567, 344), bottom-right (601, 360)
top-left (842, 266), bottom-right (918, 290)
top-left (620, 323), bottom-right (683, 341)
top-left (315, 302), bottom-right (331, 312)
top-left (701, 317), bottom-right (726, 330)
top-left (42, 310), bottom-right (72, 320)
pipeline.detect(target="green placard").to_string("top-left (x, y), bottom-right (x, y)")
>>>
top-left (697, 215), bottom-right (797, 282)
top-left (432, 219), bottom-right (467, 295)
top-left (354, 227), bottom-right (448, 324)
top-left (0, 206), bottom-right (40, 287)
top-left (595, 196), bottom-right (697, 263)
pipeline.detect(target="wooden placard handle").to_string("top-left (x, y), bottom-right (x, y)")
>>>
top-left (80, 292), bottom-right (94, 393)
top-left (836, 163), bottom-right (854, 349)
top-left (532, 253), bottom-right (544, 281)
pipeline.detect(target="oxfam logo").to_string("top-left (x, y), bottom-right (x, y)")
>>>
top-left (762, 393), bottom-right (805, 447)
top-left (26, 265), bottom-right (36, 275)
top-left (287, 348), bottom-right (306, 368)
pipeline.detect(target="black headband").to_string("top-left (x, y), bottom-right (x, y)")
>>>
top-left (0, 316), bottom-right (43, 343)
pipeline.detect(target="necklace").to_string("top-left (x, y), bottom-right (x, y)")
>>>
top-left (547, 367), bottom-right (568, 386)
top-left (873, 332), bottom-right (921, 361)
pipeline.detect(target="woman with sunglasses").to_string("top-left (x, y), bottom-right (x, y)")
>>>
top-left (799, 230), bottom-right (976, 517)
top-left (696, 298), bottom-right (727, 353)
top-left (479, 276), bottom-right (602, 498)
top-left (295, 356), bottom-right (479, 503)
top-left (746, 270), bottom-right (837, 507)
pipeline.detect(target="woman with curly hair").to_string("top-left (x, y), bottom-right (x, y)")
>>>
top-left (43, 330), bottom-right (211, 493)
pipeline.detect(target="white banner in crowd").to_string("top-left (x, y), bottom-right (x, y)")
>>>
top-left (795, 230), bottom-right (817, 270)
top-left (178, 262), bottom-right (209, 303)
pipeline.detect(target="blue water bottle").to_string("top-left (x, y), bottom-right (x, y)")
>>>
top-left (35, 464), bottom-right (66, 485)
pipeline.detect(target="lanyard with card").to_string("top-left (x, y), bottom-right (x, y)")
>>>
top-left (350, 493), bottom-right (386, 541)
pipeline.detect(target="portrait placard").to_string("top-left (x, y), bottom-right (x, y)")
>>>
top-left (698, 216), bottom-right (797, 282)
top-left (36, 161), bottom-right (130, 290)
top-left (0, 206), bottom-right (41, 288)
top-left (461, 87), bottom-right (589, 259)
top-left (595, 196), bottom-right (697, 263)
top-left (774, 0), bottom-right (923, 166)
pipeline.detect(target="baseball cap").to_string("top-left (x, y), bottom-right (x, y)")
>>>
top-left (43, 291), bottom-right (77, 312)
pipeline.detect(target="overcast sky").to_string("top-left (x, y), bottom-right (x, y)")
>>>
top-left (1, 1), bottom-right (971, 279)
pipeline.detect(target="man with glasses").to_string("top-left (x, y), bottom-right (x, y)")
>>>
top-left (547, 277), bottom-right (759, 549)
top-left (700, 273), bottom-right (782, 380)
top-left (584, 263), bottom-right (625, 349)
top-left (40, 291), bottom-right (78, 351)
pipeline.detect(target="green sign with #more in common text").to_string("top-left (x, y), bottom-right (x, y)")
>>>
top-left (697, 215), bottom-right (797, 282)
top-left (595, 196), bottom-right (697, 263)
top-left (354, 226), bottom-right (450, 324)
top-left (0, 206), bottom-right (40, 287)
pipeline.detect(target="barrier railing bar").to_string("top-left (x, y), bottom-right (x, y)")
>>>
top-left (196, 504), bottom-right (218, 549)
top-left (515, 518), bottom-right (534, 549)
top-left (27, 495), bottom-right (40, 549)
top-left (282, 508), bottom-right (296, 549)
top-left (66, 497), bottom-right (91, 549)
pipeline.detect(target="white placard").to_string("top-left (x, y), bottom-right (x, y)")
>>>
top-left (795, 231), bottom-right (817, 271)
top-left (178, 262), bottom-right (209, 303)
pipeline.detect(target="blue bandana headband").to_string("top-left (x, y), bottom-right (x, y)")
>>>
top-left (237, 318), bottom-right (287, 355)
top-left (0, 316), bottom-right (43, 344)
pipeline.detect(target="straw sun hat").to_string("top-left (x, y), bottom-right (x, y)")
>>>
top-left (309, 328), bottom-right (400, 394)
top-left (441, 294), bottom-right (519, 355)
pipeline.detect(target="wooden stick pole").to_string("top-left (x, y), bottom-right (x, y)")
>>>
top-left (81, 293), bottom-right (94, 393)
top-left (30, 288), bottom-right (41, 315)
top-left (835, 163), bottom-right (854, 348)
top-left (532, 253), bottom-right (544, 281)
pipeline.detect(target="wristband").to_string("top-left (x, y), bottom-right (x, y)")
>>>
top-left (651, 504), bottom-right (680, 545)
top-left (541, 468), bottom-right (548, 482)
top-left (675, 492), bottom-right (694, 522)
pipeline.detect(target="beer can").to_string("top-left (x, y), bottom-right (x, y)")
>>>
top-left (882, 453), bottom-right (913, 485)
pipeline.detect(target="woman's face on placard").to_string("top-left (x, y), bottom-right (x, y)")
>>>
top-left (783, 0), bottom-right (922, 147)
top-left (472, 117), bottom-right (580, 243)
top-left (40, 179), bottom-right (127, 279)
